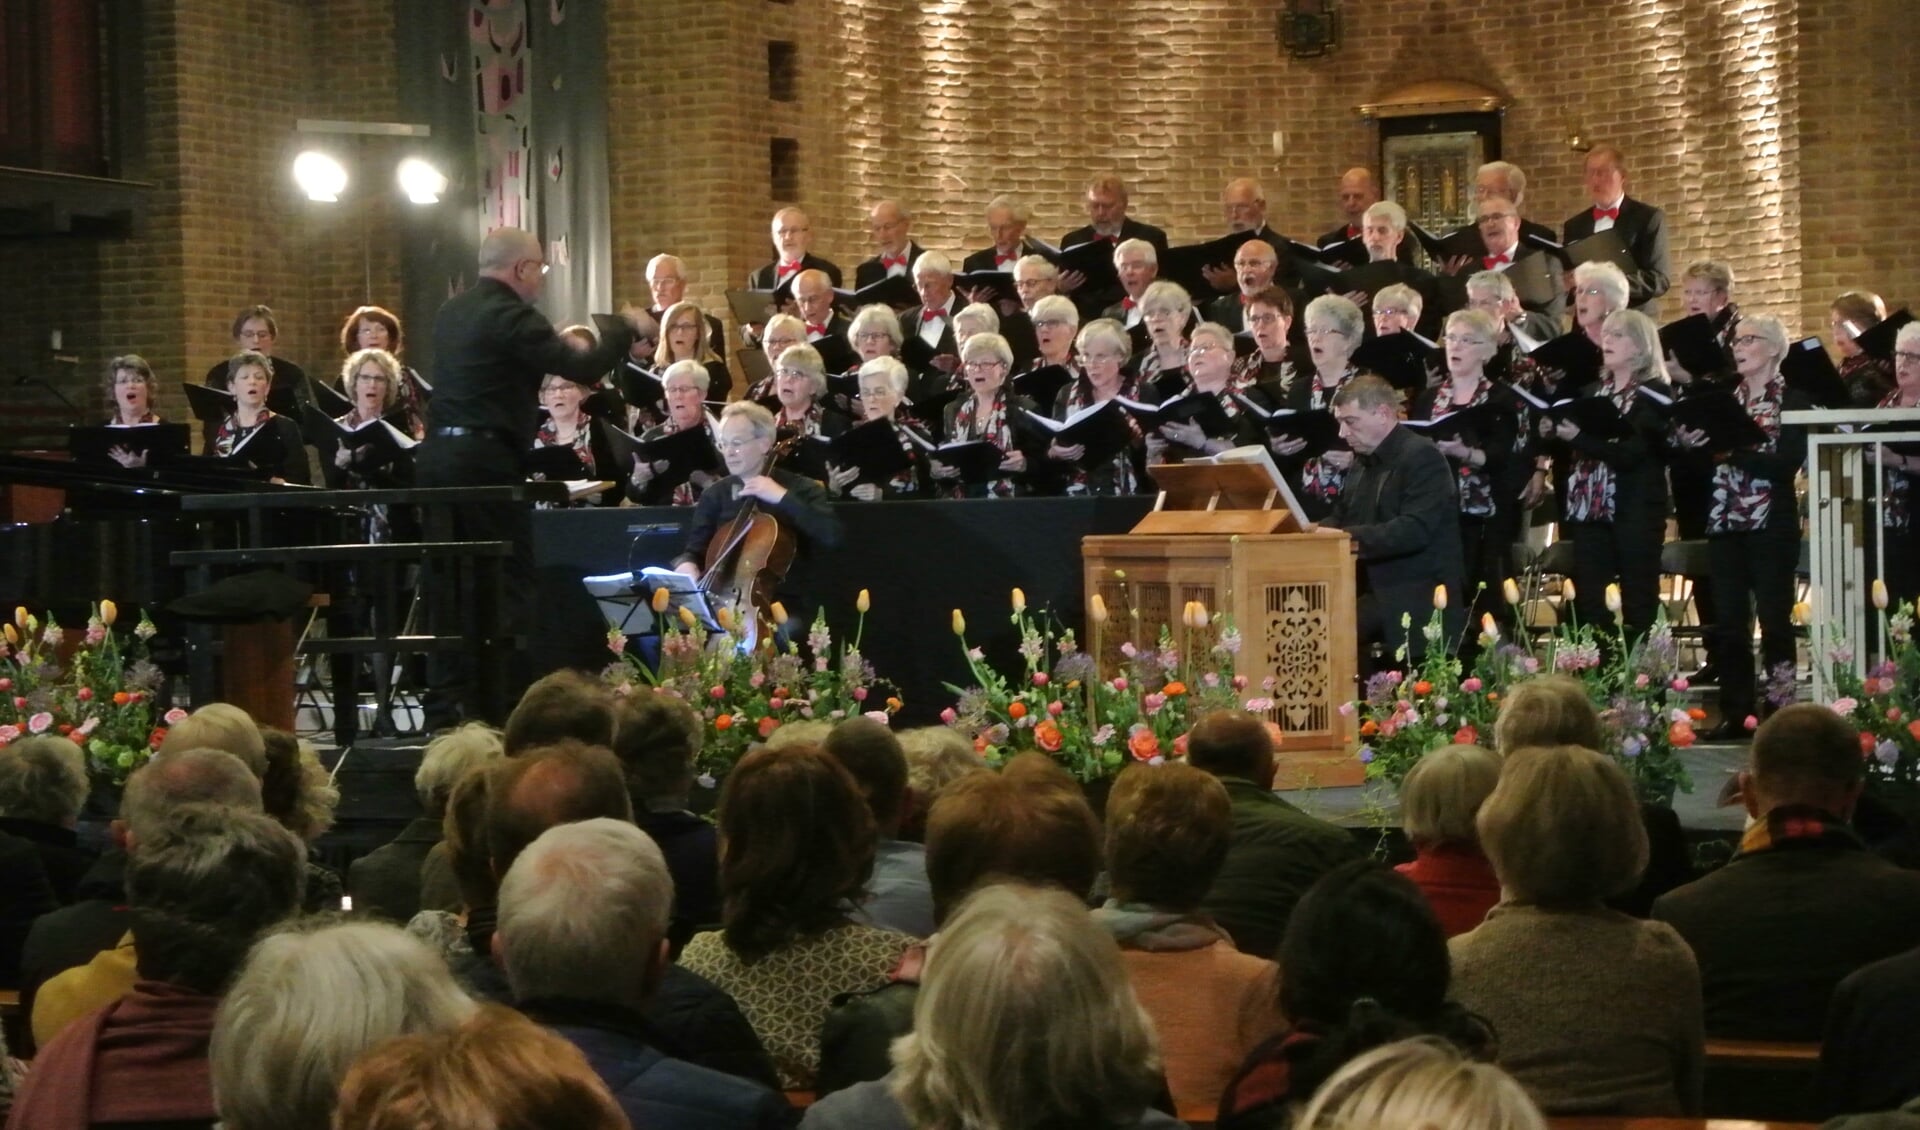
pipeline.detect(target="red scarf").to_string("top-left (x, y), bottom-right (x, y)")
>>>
top-left (10, 980), bottom-right (222, 1129)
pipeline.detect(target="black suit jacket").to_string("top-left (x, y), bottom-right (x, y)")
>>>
top-left (961, 241), bottom-right (1039, 274)
top-left (1324, 425), bottom-right (1466, 659)
top-left (1318, 223), bottom-right (1417, 265)
top-left (1820, 943), bottom-right (1920, 1116)
top-left (426, 277), bottom-right (632, 450)
top-left (1562, 196), bottom-right (1672, 315)
top-left (899, 302), bottom-right (959, 374)
top-left (806, 313), bottom-right (859, 375)
top-left (747, 252), bottom-right (843, 290)
top-left (0, 830), bottom-right (57, 989)
top-left (1060, 217), bottom-right (1168, 253)
top-left (854, 242), bottom-right (925, 291)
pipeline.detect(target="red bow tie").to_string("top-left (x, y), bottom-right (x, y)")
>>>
top-left (995, 252), bottom-right (1018, 266)
top-left (1593, 206), bottom-right (1620, 221)
top-left (806, 323), bottom-right (827, 335)
top-left (880, 255), bottom-right (906, 270)
top-left (1483, 253), bottom-right (1511, 269)
top-left (922, 309), bottom-right (945, 323)
top-left (1096, 234), bottom-right (1119, 245)
top-left (1346, 225), bottom-right (1361, 239)
top-left (776, 261), bottom-right (801, 279)
top-left (1239, 294), bottom-right (1254, 306)
top-left (1122, 297), bottom-right (1137, 310)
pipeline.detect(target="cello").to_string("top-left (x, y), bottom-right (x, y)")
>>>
top-left (697, 436), bottom-right (800, 651)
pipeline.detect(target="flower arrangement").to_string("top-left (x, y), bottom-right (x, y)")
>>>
top-left (1347, 579), bottom-right (1696, 805)
top-left (941, 587), bottom-right (1276, 781)
top-left (604, 591), bottom-right (902, 783)
top-left (1813, 586), bottom-right (1920, 786)
top-left (0, 601), bottom-right (177, 785)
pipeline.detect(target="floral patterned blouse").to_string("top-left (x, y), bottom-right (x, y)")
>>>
top-left (948, 389), bottom-right (1019, 499)
top-left (1561, 376), bottom-right (1641, 524)
top-left (1878, 388), bottom-right (1916, 531)
top-left (1057, 369), bottom-right (1142, 496)
top-left (1708, 372), bottom-right (1787, 534)
top-left (777, 403), bottom-right (830, 440)
top-left (1301, 365), bottom-right (1357, 507)
top-left (213, 409), bottom-right (276, 457)
top-left (534, 415), bottom-right (595, 477)
top-left (639, 415), bottom-right (716, 507)
top-left (107, 412), bottom-right (160, 426)
top-left (1429, 377), bottom-right (1498, 518)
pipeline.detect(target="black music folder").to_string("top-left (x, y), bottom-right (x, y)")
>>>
top-left (1012, 400), bottom-right (1134, 466)
top-left (302, 408), bottom-right (418, 472)
top-left (1402, 402), bottom-right (1508, 445)
top-left (1526, 228), bottom-right (1638, 274)
top-left (1780, 338), bottom-right (1850, 409)
top-left (1290, 235), bottom-right (1365, 266)
top-left (1521, 332), bottom-right (1604, 393)
top-left (1408, 222), bottom-right (1485, 263)
top-left (952, 270), bottom-right (1017, 306)
top-left (219, 417), bottom-right (292, 473)
top-left (182, 382), bottom-right (237, 423)
top-left (68, 423), bottom-right (190, 466)
top-left (1295, 259), bottom-right (1407, 302)
top-left (1160, 231), bottom-right (1255, 296)
top-left (907, 434), bottom-right (1006, 483)
top-left (725, 288), bottom-right (783, 326)
top-left (1229, 396), bottom-right (1343, 457)
top-left (1013, 363), bottom-right (1075, 410)
top-left (307, 380), bottom-right (416, 436)
top-left (1503, 384), bottom-right (1634, 440)
top-left (1854, 308), bottom-right (1916, 364)
top-left (1355, 330), bottom-right (1441, 393)
top-left (633, 424), bottom-right (722, 493)
top-left (1113, 390), bottom-right (1233, 438)
top-left (614, 362), bottom-right (666, 409)
top-left (834, 274), bottom-right (918, 310)
top-left (1040, 240), bottom-right (1120, 293)
top-left (1638, 385), bottom-right (1768, 451)
top-left (525, 443), bottom-right (590, 482)
top-left (1660, 314), bottom-right (1731, 379)
top-left (791, 417), bottom-right (914, 486)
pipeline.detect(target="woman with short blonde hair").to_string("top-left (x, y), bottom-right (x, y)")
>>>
top-left (1395, 744), bottom-right (1503, 937)
top-left (1295, 1037), bottom-right (1546, 1130)
top-left (935, 332), bottom-right (1032, 499)
top-left (1137, 280), bottom-right (1194, 380)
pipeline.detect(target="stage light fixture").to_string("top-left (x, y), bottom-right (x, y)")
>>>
top-left (293, 150), bottom-right (349, 202)
top-left (396, 157), bottom-right (448, 205)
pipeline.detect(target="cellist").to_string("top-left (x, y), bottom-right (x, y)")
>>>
top-left (671, 401), bottom-right (843, 635)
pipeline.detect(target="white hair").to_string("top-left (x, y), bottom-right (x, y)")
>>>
top-left (1297, 1037), bottom-right (1546, 1130)
top-left (1030, 295), bottom-right (1080, 328)
top-left (859, 355), bottom-right (911, 396)
top-left (1013, 254), bottom-right (1057, 281)
top-left (1376, 282), bottom-right (1424, 319)
top-left (1306, 293), bottom-right (1366, 340)
top-left (891, 884), bottom-right (1162, 1127)
top-left (496, 819), bottom-right (674, 1009)
top-left (1075, 318), bottom-right (1131, 361)
top-left (0, 736), bottom-right (90, 825)
top-left (762, 312), bottom-right (807, 346)
top-left (212, 920), bottom-right (476, 1130)
top-left (1477, 160), bottom-right (1529, 203)
top-left (1898, 322), bottom-right (1920, 356)
top-left (1113, 237), bottom-right (1157, 267)
top-left (413, 723), bottom-right (503, 814)
top-left (644, 253), bottom-right (685, 279)
top-left (1574, 261), bottom-right (1631, 313)
top-left (1188, 321), bottom-right (1236, 354)
top-left (986, 195), bottom-right (1030, 224)
top-left (848, 303), bottom-right (904, 348)
top-left (958, 331), bottom-right (1013, 369)
top-left (1465, 270), bottom-right (1518, 303)
top-left (953, 303), bottom-right (1000, 336)
top-left (662, 358), bottom-right (712, 393)
top-left (1139, 280), bottom-right (1191, 318)
top-left (913, 250), bottom-right (954, 278)
top-left (1364, 200), bottom-right (1407, 233)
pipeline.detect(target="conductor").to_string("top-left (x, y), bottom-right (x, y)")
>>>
top-left (416, 227), bottom-right (634, 727)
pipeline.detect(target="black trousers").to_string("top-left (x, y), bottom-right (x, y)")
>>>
top-left (1563, 514), bottom-right (1665, 642)
top-left (1885, 523), bottom-right (1920, 614)
top-left (1709, 523), bottom-right (1800, 721)
top-left (1670, 463), bottom-right (1719, 663)
top-left (415, 434), bottom-right (534, 727)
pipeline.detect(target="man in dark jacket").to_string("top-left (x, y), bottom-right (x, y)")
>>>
top-left (1654, 705), bottom-right (1920, 1041)
top-left (1318, 374), bottom-right (1466, 668)
top-left (497, 818), bottom-right (789, 1129)
top-left (1187, 712), bottom-right (1360, 963)
top-left (1561, 145), bottom-right (1672, 316)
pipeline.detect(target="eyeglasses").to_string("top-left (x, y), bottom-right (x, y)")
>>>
top-left (774, 367), bottom-right (815, 380)
top-left (1082, 351), bottom-right (1126, 364)
top-left (854, 330), bottom-right (894, 343)
top-left (1247, 313), bottom-right (1284, 328)
top-left (717, 437), bottom-right (762, 452)
top-left (1187, 342), bottom-right (1224, 357)
top-left (1305, 327), bottom-right (1348, 339)
top-left (1477, 213), bottom-right (1515, 225)
top-left (1442, 334), bottom-right (1491, 346)
top-left (1896, 351), bottom-right (1920, 365)
top-left (1033, 318), bottom-right (1071, 330)
top-left (963, 359), bottom-right (1008, 371)
top-left (1376, 307), bottom-right (1412, 320)
top-left (1731, 334), bottom-right (1767, 347)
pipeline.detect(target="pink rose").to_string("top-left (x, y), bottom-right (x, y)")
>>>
top-left (27, 712), bottom-right (54, 735)
top-left (163, 707), bottom-right (189, 725)
top-left (1670, 677), bottom-right (1690, 692)
top-left (853, 687), bottom-right (869, 702)
top-left (708, 685), bottom-right (726, 700)
top-left (939, 707), bottom-right (957, 725)
top-left (1112, 677), bottom-right (1128, 692)
top-left (1048, 700), bottom-right (1064, 716)
top-left (863, 710), bottom-right (891, 726)
top-left (1461, 677), bottom-right (1483, 693)
top-left (1032, 672), bottom-right (1050, 687)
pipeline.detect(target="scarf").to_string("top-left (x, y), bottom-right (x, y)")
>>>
top-left (1736, 803), bottom-right (1863, 858)
top-left (1091, 899), bottom-right (1230, 952)
top-left (10, 981), bottom-right (222, 1130)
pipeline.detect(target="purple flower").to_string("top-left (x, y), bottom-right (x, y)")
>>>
top-left (1358, 745), bottom-right (1375, 763)
top-left (1876, 739), bottom-right (1900, 768)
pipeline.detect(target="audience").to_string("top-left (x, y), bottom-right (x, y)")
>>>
top-left (260, 727), bottom-right (345, 911)
top-left (501, 668), bottom-right (617, 754)
top-left (1186, 710), bottom-right (1360, 960)
top-left (0, 735), bottom-right (97, 903)
top-left (495, 818), bottom-right (789, 1127)
top-left (7, 804), bottom-right (305, 1129)
top-left (155, 702), bottom-right (267, 775)
top-left (29, 747), bottom-right (263, 1050)
top-left (0, 817), bottom-right (55, 994)
top-left (1292, 1037), bottom-right (1548, 1130)
top-left (816, 751), bottom-right (1102, 1095)
top-left (1216, 860), bottom-right (1494, 1129)
top-left (611, 690), bottom-right (719, 951)
top-left (1821, 940), bottom-right (1920, 1118)
top-left (1394, 743), bottom-right (1503, 936)
top-left (1654, 704), bottom-right (1920, 1041)
top-left (350, 721), bottom-right (502, 921)
top-left (892, 725), bottom-right (987, 842)
top-left (1450, 744), bottom-right (1703, 1115)
top-left (801, 883), bottom-right (1182, 1129)
top-left (678, 743), bottom-right (916, 1089)
top-left (1097, 762), bottom-right (1283, 1112)
top-left (210, 920), bottom-right (475, 1130)
top-left (332, 1003), bottom-right (632, 1130)
top-left (824, 717), bottom-right (934, 937)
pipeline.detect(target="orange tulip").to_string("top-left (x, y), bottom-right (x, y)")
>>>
top-left (1163, 681), bottom-right (1188, 697)
top-left (1008, 701), bottom-right (1028, 720)
top-left (715, 714), bottom-right (734, 731)
top-left (1412, 680), bottom-right (1432, 696)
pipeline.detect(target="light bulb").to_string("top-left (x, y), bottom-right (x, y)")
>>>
top-left (396, 157), bottom-right (447, 204)
top-left (293, 151), bottom-right (348, 202)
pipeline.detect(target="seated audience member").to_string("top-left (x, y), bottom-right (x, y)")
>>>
top-left (1450, 745), bottom-right (1703, 1116)
top-left (29, 748), bottom-right (263, 1051)
top-left (893, 726), bottom-right (988, 842)
top-left (496, 819), bottom-right (790, 1128)
top-left (1216, 861), bottom-right (1494, 1130)
top-left (1394, 744), bottom-right (1503, 937)
top-left (1653, 704), bottom-right (1920, 1041)
top-left (815, 752), bottom-right (1103, 1095)
top-left (1098, 762), bottom-right (1283, 1113)
top-left (678, 744), bottom-right (916, 1089)
top-left (332, 1004), bottom-right (632, 1130)
top-left (210, 921), bottom-right (476, 1130)
top-left (404, 758), bottom-right (500, 981)
top-left (502, 668), bottom-right (617, 754)
top-left (762, 718), bottom-right (834, 749)
top-left (1493, 675), bottom-right (1692, 914)
top-left (825, 718), bottom-right (933, 938)
top-left (611, 690), bottom-right (719, 952)
top-left (0, 735), bottom-right (97, 902)
top-left (801, 884), bottom-right (1182, 1130)
top-left (8, 804), bottom-right (306, 1130)
top-left (260, 727), bottom-right (344, 912)
top-left (156, 701), bottom-right (267, 775)
top-left (0, 819), bottom-right (55, 994)
top-left (1293, 1037), bottom-right (1547, 1130)
top-left (1186, 711), bottom-right (1360, 961)
top-left (352, 721), bottom-right (503, 921)
top-left (1821, 940), bottom-right (1920, 1118)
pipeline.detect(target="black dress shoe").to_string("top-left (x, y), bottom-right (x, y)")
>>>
top-left (1688, 663), bottom-right (1719, 686)
top-left (1699, 719), bottom-right (1750, 742)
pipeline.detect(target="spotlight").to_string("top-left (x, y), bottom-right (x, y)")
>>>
top-left (396, 157), bottom-right (447, 205)
top-left (293, 151), bottom-right (349, 202)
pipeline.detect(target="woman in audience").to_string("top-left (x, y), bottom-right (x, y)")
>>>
top-left (770, 343), bottom-right (848, 440)
top-left (1235, 287), bottom-right (1295, 393)
top-left (260, 727), bottom-right (345, 912)
top-left (1148, 321), bottom-right (1258, 465)
top-left (156, 701), bottom-right (268, 772)
top-left (627, 358), bottom-right (720, 506)
top-left (610, 689), bottom-right (719, 952)
top-left (934, 331), bottom-right (1033, 499)
top-left (827, 356), bottom-right (927, 501)
top-left (654, 298), bottom-right (732, 401)
top-left (211, 920), bottom-right (476, 1130)
top-left (893, 727), bottom-right (988, 843)
top-left (1293, 1037), bottom-right (1547, 1130)
top-left (332, 1004), bottom-right (631, 1130)
top-left (0, 735), bottom-right (93, 903)
top-left (1135, 280), bottom-right (1195, 385)
top-left (338, 304), bottom-right (427, 437)
top-left (678, 744), bottom-right (917, 1089)
top-left (214, 350), bottom-right (310, 484)
top-left (802, 883), bottom-right (1183, 1129)
top-left (1096, 762), bottom-right (1283, 1113)
top-left (1047, 317), bottom-right (1146, 496)
top-left (1414, 309), bottom-right (1518, 632)
top-left (1832, 290), bottom-right (1894, 408)
top-left (406, 761), bottom-right (503, 997)
top-left (1671, 312), bottom-right (1811, 732)
top-left (1873, 322), bottom-right (1920, 611)
top-left (351, 721), bottom-right (502, 921)
top-left (1215, 860), bottom-right (1494, 1130)
top-left (1394, 743), bottom-right (1503, 937)
top-left (746, 313), bottom-right (809, 401)
top-left (1279, 294), bottom-right (1368, 521)
top-left (1449, 744), bottom-right (1703, 1116)
top-left (532, 371), bottom-right (621, 507)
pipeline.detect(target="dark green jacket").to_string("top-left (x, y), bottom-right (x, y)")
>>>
top-left (1199, 777), bottom-right (1363, 962)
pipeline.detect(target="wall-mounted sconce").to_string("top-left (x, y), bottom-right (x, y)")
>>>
top-left (1277, 0), bottom-right (1339, 59)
